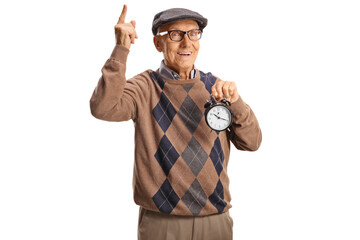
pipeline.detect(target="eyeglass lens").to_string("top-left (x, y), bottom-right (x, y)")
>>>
top-left (169, 30), bottom-right (202, 41)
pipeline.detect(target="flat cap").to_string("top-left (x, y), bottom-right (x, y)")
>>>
top-left (152, 8), bottom-right (208, 35)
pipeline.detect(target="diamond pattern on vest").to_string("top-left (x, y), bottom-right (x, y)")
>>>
top-left (181, 178), bottom-right (207, 216)
top-left (209, 137), bottom-right (225, 176)
top-left (154, 135), bottom-right (180, 176)
top-left (150, 71), bottom-right (165, 89)
top-left (152, 92), bottom-right (177, 133)
top-left (200, 71), bottom-right (217, 94)
top-left (150, 71), bottom-right (227, 215)
top-left (182, 83), bottom-right (194, 93)
top-left (178, 95), bottom-right (203, 134)
top-left (152, 178), bottom-right (180, 214)
top-left (209, 180), bottom-right (227, 213)
top-left (181, 136), bottom-right (208, 176)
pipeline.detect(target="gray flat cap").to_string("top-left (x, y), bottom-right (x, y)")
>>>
top-left (152, 8), bottom-right (208, 35)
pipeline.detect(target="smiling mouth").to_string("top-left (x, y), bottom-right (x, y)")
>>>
top-left (177, 52), bottom-right (192, 56)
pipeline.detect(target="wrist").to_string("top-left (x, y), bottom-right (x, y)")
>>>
top-left (110, 45), bottom-right (130, 62)
top-left (231, 93), bottom-right (240, 103)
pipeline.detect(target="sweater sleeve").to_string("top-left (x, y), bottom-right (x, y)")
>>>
top-left (226, 96), bottom-right (262, 151)
top-left (90, 45), bottom-right (148, 122)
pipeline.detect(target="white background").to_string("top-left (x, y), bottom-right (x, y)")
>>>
top-left (1, 0), bottom-right (359, 239)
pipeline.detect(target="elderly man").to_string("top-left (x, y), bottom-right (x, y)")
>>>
top-left (90, 5), bottom-right (261, 240)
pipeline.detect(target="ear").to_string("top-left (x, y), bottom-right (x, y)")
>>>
top-left (153, 36), bottom-right (163, 53)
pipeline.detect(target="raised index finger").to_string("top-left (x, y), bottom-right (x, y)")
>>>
top-left (117, 4), bottom-right (127, 24)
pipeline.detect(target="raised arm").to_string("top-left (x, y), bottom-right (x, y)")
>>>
top-left (90, 5), bottom-right (146, 122)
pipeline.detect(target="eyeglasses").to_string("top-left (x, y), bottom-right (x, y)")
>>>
top-left (157, 29), bottom-right (203, 42)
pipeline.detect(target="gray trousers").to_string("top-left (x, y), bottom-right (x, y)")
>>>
top-left (138, 207), bottom-right (233, 240)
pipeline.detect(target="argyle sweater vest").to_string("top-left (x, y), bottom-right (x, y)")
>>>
top-left (90, 45), bottom-right (262, 216)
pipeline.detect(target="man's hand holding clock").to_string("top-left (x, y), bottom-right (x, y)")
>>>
top-left (211, 80), bottom-right (240, 103)
top-left (204, 80), bottom-right (240, 131)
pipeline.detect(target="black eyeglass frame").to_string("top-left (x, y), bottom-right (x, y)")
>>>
top-left (157, 29), bottom-right (203, 42)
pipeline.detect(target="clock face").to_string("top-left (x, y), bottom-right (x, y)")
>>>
top-left (206, 105), bottom-right (232, 131)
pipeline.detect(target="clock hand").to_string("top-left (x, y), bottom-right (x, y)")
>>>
top-left (213, 114), bottom-right (220, 119)
top-left (212, 113), bottom-right (220, 119)
top-left (219, 117), bottom-right (228, 121)
top-left (214, 114), bottom-right (228, 121)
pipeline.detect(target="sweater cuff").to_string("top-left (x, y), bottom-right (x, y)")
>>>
top-left (110, 45), bottom-right (130, 63)
top-left (228, 96), bottom-right (248, 117)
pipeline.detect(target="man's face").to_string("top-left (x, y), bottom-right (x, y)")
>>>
top-left (154, 19), bottom-right (200, 75)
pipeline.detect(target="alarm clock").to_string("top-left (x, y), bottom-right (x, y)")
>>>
top-left (204, 96), bottom-right (233, 131)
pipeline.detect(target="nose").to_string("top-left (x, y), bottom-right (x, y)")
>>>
top-left (179, 33), bottom-right (191, 47)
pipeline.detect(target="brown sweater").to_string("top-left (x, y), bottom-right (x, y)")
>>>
top-left (90, 45), bottom-right (262, 216)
